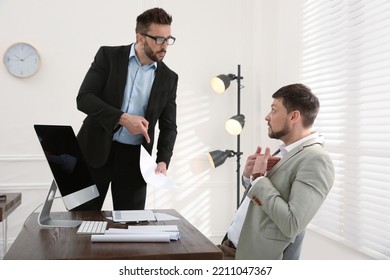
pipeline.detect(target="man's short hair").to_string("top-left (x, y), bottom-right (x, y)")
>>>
top-left (272, 83), bottom-right (320, 128)
top-left (136, 7), bottom-right (172, 34)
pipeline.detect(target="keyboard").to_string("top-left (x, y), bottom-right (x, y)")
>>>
top-left (77, 221), bottom-right (108, 235)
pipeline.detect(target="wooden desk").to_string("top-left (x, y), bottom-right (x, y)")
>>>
top-left (0, 193), bottom-right (22, 255)
top-left (4, 209), bottom-right (222, 260)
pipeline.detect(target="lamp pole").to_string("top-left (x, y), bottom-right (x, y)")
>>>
top-left (209, 65), bottom-right (244, 208)
top-left (236, 64), bottom-right (243, 208)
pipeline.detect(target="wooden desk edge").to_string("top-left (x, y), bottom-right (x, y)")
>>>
top-left (0, 193), bottom-right (22, 221)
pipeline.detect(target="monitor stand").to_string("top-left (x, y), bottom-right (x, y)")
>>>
top-left (38, 180), bottom-right (82, 228)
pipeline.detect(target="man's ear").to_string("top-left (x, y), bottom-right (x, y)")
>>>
top-left (290, 110), bottom-right (301, 123)
top-left (136, 33), bottom-right (144, 44)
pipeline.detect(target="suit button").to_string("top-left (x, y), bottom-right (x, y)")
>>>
top-left (251, 195), bottom-right (262, 206)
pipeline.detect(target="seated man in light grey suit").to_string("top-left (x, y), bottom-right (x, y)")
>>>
top-left (219, 83), bottom-right (335, 260)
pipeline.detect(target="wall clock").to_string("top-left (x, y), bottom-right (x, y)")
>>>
top-left (3, 42), bottom-right (41, 78)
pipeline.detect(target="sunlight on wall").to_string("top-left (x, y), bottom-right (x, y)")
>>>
top-left (144, 85), bottom-right (231, 238)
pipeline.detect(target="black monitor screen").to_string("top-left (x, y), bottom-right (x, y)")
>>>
top-left (34, 125), bottom-right (98, 209)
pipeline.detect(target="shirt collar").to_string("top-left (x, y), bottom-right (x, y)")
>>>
top-left (130, 43), bottom-right (157, 69)
top-left (280, 132), bottom-right (319, 154)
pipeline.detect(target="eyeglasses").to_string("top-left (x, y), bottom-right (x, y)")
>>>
top-left (142, 34), bottom-right (176, 45)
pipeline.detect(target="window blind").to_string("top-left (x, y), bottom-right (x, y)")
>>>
top-left (302, 0), bottom-right (390, 259)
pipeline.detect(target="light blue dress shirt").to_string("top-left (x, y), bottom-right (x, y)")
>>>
top-left (113, 44), bottom-right (157, 145)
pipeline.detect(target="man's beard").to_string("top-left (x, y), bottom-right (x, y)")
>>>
top-left (144, 42), bottom-right (166, 62)
top-left (268, 123), bottom-right (289, 140)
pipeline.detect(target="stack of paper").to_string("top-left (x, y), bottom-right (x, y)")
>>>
top-left (126, 225), bottom-right (180, 240)
top-left (91, 225), bottom-right (180, 243)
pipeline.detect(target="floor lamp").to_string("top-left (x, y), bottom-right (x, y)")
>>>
top-left (208, 64), bottom-right (244, 208)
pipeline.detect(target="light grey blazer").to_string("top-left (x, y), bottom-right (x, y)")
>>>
top-left (236, 136), bottom-right (335, 259)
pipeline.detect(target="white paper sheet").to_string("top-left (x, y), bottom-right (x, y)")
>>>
top-left (91, 233), bottom-right (171, 243)
top-left (104, 225), bottom-right (180, 240)
top-left (112, 209), bottom-right (156, 223)
top-left (126, 225), bottom-right (179, 232)
top-left (140, 146), bottom-right (178, 189)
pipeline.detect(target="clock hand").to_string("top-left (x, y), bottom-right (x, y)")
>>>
top-left (22, 52), bottom-right (34, 60)
top-left (8, 53), bottom-right (23, 60)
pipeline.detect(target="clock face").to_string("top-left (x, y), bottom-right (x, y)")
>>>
top-left (3, 42), bottom-right (40, 78)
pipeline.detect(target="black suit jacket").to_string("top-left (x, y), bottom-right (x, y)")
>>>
top-left (76, 44), bottom-right (178, 168)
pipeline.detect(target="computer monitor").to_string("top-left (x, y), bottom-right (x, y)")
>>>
top-left (34, 124), bottom-right (99, 227)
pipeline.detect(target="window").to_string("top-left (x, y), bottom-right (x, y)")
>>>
top-left (302, 0), bottom-right (390, 259)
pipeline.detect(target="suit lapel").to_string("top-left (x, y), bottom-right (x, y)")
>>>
top-left (267, 138), bottom-right (323, 177)
top-left (145, 63), bottom-right (164, 119)
top-left (117, 45), bottom-right (131, 106)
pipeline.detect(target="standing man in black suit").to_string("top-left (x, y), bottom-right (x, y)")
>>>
top-left (76, 7), bottom-right (178, 210)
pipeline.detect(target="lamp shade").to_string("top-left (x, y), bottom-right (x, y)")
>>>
top-left (208, 150), bottom-right (234, 168)
top-left (210, 74), bottom-right (236, 94)
top-left (225, 114), bottom-right (245, 135)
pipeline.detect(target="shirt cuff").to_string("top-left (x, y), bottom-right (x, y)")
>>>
top-left (242, 175), bottom-right (251, 189)
top-left (251, 175), bottom-right (265, 185)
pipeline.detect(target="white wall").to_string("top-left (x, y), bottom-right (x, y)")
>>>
top-left (0, 0), bottom-right (372, 259)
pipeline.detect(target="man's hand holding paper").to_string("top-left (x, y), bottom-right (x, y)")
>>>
top-left (140, 146), bottom-right (178, 189)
